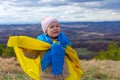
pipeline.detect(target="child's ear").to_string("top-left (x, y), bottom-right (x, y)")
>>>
top-left (45, 30), bottom-right (47, 34)
top-left (45, 32), bottom-right (47, 35)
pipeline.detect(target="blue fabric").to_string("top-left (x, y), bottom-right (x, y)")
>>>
top-left (37, 32), bottom-right (71, 75)
top-left (51, 44), bottom-right (65, 74)
top-left (37, 32), bottom-right (71, 47)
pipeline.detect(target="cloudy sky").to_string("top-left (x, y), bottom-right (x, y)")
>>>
top-left (0, 0), bottom-right (120, 24)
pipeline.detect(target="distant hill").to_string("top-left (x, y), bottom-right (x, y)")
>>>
top-left (0, 21), bottom-right (120, 52)
top-left (61, 21), bottom-right (120, 34)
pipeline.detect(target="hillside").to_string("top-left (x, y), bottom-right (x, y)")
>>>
top-left (0, 21), bottom-right (120, 52)
top-left (0, 57), bottom-right (120, 80)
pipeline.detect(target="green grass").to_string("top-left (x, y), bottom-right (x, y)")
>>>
top-left (1, 71), bottom-right (120, 80)
top-left (81, 67), bottom-right (120, 80)
top-left (82, 68), bottom-right (108, 80)
top-left (75, 48), bottom-right (93, 56)
top-left (1, 72), bottom-right (32, 80)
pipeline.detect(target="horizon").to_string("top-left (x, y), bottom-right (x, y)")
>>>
top-left (0, 20), bottom-right (120, 25)
top-left (0, 0), bottom-right (120, 24)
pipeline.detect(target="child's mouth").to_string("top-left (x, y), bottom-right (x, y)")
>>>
top-left (53, 31), bottom-right (59, 34)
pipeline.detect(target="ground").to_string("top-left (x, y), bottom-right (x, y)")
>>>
top-left (0, 57), bottom-right (120, 80)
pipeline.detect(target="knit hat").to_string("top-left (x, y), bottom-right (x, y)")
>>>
top-left (41, 16), bottom-right (59, 33)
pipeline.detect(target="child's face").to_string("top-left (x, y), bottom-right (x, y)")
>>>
top-left (46, 22), bottom-right (60, 39)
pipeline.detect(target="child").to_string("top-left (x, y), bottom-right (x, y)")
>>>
top-left (7, 16), bottom-right (83, 80)
top-left (37, 16), bottom-right (70, 80)
top-left (37, 16), bottom-right (83, 80)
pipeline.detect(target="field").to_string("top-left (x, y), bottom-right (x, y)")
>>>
top-left (0, 57), bottom-right (120, 80)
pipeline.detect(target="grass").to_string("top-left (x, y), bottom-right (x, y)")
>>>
top-left (1, 57), bottom-right (120, 80)
top-left (82, 68), bottom-right (111, 80)
top-left (81, 60), bottom-right (120, 80)
top-left (75, 48), bottom-right (93, 55)
top-left (1, 72), bottom-right (32, 80)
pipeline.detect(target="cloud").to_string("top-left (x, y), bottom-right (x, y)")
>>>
top-left (1, 0), bottom-right (70, 7)
top-left (100, 0), bottom-right (120, 10)
top-left (79, 0), bottom-right (120, 10)
top-left (0, 0), bottom-right (120, 24)
top-left (66, 0), bottom-right (103, 2)
top-left (1, 0), bottom-right (120, 10)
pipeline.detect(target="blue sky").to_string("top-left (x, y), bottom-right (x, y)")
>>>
top-left (0, 0), bottom-right (120, 24)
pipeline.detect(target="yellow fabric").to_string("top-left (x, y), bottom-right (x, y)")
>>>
top-left (14, 47), bottom-right (40, 80)
top-left (8, 36), bottom-right (51, 80)
top-left (65, 46), bottom-right (83, 80)
top-left (7, 36), bottom-right (83, 80)
top-left (7, 36), bottom-right (51, 50)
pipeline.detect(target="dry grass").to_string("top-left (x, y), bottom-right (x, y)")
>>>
top-left (81, 59), bottom-right (120, 80)
top-left (0, 57), bottom-right (120, 80)
top-left (0, 57), bottom-right (32, 80)
top-left (0, 57), bottom-right (22, 73)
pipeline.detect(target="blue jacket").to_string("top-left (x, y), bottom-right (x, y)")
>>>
top-left (37, 32), bottom-right (71, 75)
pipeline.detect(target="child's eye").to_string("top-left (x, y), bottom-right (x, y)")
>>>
top-left (55, 24), bottom-right (60, 27)
top-left (49, 26), bottom-right (54, 28)
top-left (56, 25), bottom-right (59, 27)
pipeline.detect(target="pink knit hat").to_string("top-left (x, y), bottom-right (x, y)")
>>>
top-left (41, 16), bottom-right (59, 33)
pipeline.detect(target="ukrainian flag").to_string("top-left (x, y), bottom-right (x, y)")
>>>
top-left (7, 36), bottom-right (83, 80)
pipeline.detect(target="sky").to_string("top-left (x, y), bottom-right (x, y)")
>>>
top-left (0, 0), bottom-right (120, 24)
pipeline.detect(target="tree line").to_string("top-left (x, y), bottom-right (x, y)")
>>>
top-left (94, 41), bottom-right (120, 60)
top-left (0, 44), bottom-right (15, 57)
